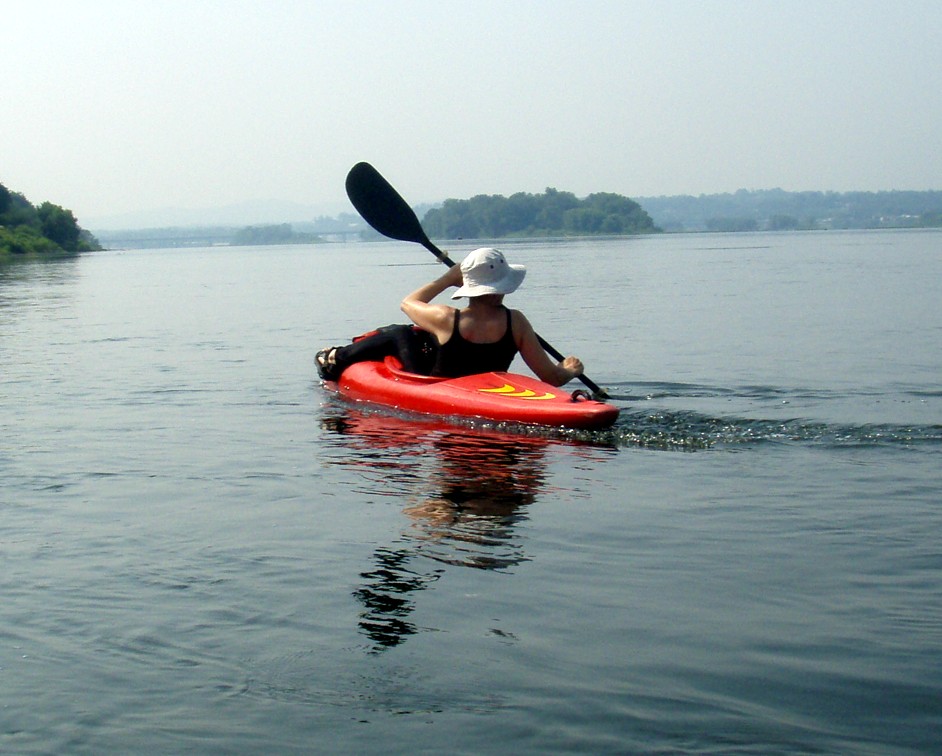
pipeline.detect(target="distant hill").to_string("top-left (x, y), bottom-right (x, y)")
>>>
top-left (637, 189), bottom-right (942, 232)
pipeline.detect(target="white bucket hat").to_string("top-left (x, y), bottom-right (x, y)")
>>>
top-left (451, 247), bottom-right (526, 299)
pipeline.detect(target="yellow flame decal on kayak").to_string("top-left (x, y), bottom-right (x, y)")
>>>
top-left (479, 383), bottom-right (556, 400)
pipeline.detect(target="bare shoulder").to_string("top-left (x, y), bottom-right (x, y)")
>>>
top-left (509, 309), bottom-right (536, 345)
top-left (431, 302), bottom-right (459, 322)
top-left (402, 301), bottom-right (457, 343)
top-left (419, 303), bottom-right (457, 328)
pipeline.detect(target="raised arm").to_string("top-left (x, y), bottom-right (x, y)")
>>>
top-left (400, 264), bottom-right (464, 344)
top-left (512, 310), bottom-right (584, 387)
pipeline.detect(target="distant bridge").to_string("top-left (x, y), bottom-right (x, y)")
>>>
top-left (95, 226), bottom-right (362, 249)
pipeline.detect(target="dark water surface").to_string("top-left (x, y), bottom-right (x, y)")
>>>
top-left (2, 231), bottom-right (940, 753)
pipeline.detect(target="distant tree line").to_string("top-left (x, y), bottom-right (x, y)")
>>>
top-left (0, 183), bottom-right (100, 258)
top-left (638, 188), bottom-right (942, 232)
top-left (420, 188), bottom-right (659, 239)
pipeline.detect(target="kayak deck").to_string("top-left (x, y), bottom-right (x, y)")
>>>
top-left (333, 357), bottom-right (619, 430)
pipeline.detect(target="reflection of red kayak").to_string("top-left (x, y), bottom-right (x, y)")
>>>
top-left (333, 357), bottom-right (619, 430)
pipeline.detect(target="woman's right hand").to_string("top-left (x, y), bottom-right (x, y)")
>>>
top-left (559, 356), bottom-right (584, 379)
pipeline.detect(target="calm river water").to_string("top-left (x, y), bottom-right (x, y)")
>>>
top-left (2, 230), bottom-right (940, 753)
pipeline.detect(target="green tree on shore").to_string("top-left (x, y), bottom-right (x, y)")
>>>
top-left (1, 183), bottom-right (100, 258)
top-left (421, 187), bottom-right (659, 239)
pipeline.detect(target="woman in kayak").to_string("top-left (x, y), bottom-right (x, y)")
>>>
top-left (316, 247), bottom-right (583, 386)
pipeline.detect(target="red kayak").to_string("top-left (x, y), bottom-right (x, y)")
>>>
top-left (332, 356), bottom-right (619, 430)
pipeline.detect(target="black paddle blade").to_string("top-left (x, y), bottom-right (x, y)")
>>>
top-left (345, 162), bottom-right (431, 246)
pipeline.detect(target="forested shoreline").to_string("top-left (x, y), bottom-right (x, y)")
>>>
top-left (639, 188), bottom-right (942, 232)
top-left (420, 188), bottom-right (659, 239)
top-left (10, 182), bottom-right (941, 255)
top-left (0, 184), bottom-right (100, 259)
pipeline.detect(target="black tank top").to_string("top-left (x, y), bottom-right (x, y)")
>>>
top-left (431, 307), bottom-right (518, 378)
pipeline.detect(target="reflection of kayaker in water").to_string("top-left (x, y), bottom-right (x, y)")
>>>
top-left (316, 247), bottom-right (584, 385)
top-left (401, 432), bottom-right (543, 569)
top-left (353, 433), bottom-right (547, 651)
top-left (321, 409), bottom-right (549, 651)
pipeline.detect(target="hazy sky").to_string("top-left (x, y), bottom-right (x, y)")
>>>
top-left (4, 0), bottom-right (941, 225)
